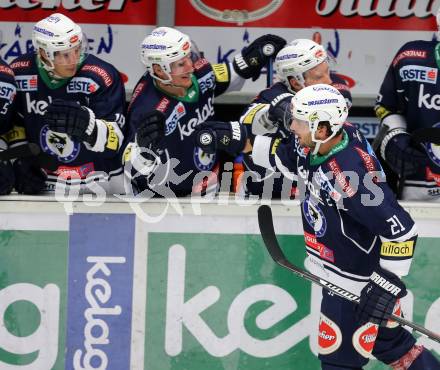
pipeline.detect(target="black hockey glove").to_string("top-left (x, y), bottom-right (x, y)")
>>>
top-left (45, 99), bottom-right (97, 146)
top-left (356, 266), bottom-right (407, 327)
top-left (268, 93), bottom-right (294, 131)
top-left (13, 157), bottom-right (47, 195)
top-left (135, 110), bottom-right (165, 162)
top-left (0, 160), bottom-right (14, 195)
top-left (382, 129), bottom-right (428, 177)
top-left (195, 121), bottom-right (247, 155)
top-left (233, 34), bottom-right (286, 81)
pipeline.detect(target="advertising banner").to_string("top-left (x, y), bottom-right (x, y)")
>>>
top-left (175, 1), bottom-right (439, 100)
top-left (66, 214), bottom-right (136, 370)
top-left (0, 206), bottom-right (439, 369)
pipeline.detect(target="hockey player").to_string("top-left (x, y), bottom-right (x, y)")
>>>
top-left (9, 13), bottom-right (126, 194)
top-left (0, 57), bottom-right (16, 195)
top-left (374, 9), bottom-right (440, 200)
top-left (251, 84), bottom-right (440, 369)
top-left (124, 27), bottom-right (285, 196)
top-left (237, 39), bottom-right (352, 199)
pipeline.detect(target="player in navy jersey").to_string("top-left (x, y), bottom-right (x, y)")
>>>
top-left (8, 13), bottom-right (126, 194)
top-left (124, 26), bottom-right (285, 197)
top-left (374, 9), bottom-right (440, 200)
top-left (251, 84), bottom-right (440, 369)
top-left (238, 39), bottom-right (352, 199)
top-left (0, 57), bottom-right (16, 195)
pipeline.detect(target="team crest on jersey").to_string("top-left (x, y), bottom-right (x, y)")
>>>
top-left (67, 77), bottom-right (100, 94)
top-left (193, 147), bottom-right (216, 171)
top-left (198, 71), bottom-right (215, 93)
top-left (425, 122), bottom-right (440, 167)
top-left (165, 102), bottom-right (186, 135)
top-left (15, 75), bottom-right (38, 91)
top-left (40, 125), bottom-right (80, 162)
top-left (0, 81), bottom-right (16, 102)
top-left (303, 195), bottom-right (327, 237)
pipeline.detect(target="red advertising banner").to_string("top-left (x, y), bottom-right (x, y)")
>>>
top-left (0, 0), bottom-right (156, 25)
top-left (175, 0), bottom-right (437, 31)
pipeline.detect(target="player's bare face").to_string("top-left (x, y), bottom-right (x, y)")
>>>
top-left (304, 62), bottom-right (332, 86)
top-left (170, 55), bottom-right (194, 88)
top-left (53, 46), bottom-right (81, 78)
top-left (290, 118), bottom-right (314, 147)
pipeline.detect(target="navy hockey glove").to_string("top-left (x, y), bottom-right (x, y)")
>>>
top-left (135, 110), bottom-right (165, 161)
top-left (0, 160), bottom-right (14, 195)
top-left (13, 157), bottom-right (47, 194)
top-left (233, 35), bottom-right (286, 81)
top-left (195, 121), bottom-right (247, 155)
top-left (382, 129), bottom-right (428, 177)
top-left (45, 99), bottom-right (97, 146)
top-left (357, 266), bottom-right (407, 327)
top-left (268, 93), bottom-right (294, 131)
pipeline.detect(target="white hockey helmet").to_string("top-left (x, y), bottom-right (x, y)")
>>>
top-left (32, 13), bottom-right (85, 71)
top-left (274, 39), bottom-right (327, 88)
top-left (291, 83), bottom-right (348, 153)
top-left (140, 27), bottom-right (192, 83)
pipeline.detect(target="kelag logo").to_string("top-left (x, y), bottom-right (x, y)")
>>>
top-left (0, 230), bottom-right (68, 369)
top-left (66, 214), bottom-right (135, 370)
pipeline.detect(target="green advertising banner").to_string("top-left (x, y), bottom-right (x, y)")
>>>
top-left (144, 232), bottom-right (440, 370)
top-left (0, 208), bottom-right (439, 370)
top-left (0, 230), bottom-right (68, 370)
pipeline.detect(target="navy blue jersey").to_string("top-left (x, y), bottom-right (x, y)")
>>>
top-left (239, 73), bottom-right (352, 198)
top-left (376, 40), bottom-right (440, 198)
top-left (252, 124), bottom-right (417, 295)
top-left (126, 58), bottom-right (231, 196)
top-left (376, 40), bottom-right (438, 132)
top-left (9, 53), bottom-right (126, 188)
top-left (0, 58), bottom-right (16, 135)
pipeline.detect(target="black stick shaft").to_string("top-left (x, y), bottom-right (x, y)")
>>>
top-left (258, 204), bottom-right (440, 344)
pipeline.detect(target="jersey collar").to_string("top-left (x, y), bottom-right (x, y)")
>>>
top-left (310, 130), bottom-right (349, 166)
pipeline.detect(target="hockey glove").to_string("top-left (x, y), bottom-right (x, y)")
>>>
top-left (135, 110), bottom-right (165, 162)
top-left (233, 34), bottom-right (286, 81)
top-left (13, 157), bottom-right (47, 194)
top-left (0, 160), bottom-right (14, 195)
top-left (195, 121), bottom-right (247, 155)
top-left (268, 93), bottom-right (294, 131)
top-left (357, 266), bottom-right (407, 327)
top-left (381, 129), bottom-right (428, 177)
top-left (45, 99), bottom-right (97, 146)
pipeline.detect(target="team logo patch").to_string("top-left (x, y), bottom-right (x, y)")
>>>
top-left (81, 65), bottom-right (112, 87)
top-left (392, 49), bottom-right (427, 67)
top-left (67, 77), bottom-right (100, 94)
top-left (165, 102), bottom-right (186, 135)
top-left (318, 313), bottom-right (342, 355)
top-left (0, 81), bottom-right (16, 102)
top-left (40, 125), bottom-right (80, 162)
top-left (15, 75), bottom-right (38, 91)
top-left (193, 146), bottom-right (216, 171)
top-left (425, 123), bottom-right (440, 167)
top-left (399, 65), bottom-right (437, 84)
top-left (352, 322), bottom-right (378, 358)
top-left (303, 196), bottom-right (327, 237)
top-left (198, 72), bottom-right (215, 93)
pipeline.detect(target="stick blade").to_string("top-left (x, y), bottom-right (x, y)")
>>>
top-left (258, 205), bottom-right (290, 265)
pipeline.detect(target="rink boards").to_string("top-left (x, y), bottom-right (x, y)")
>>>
top-left (0, 199), bottom-right (439, 370)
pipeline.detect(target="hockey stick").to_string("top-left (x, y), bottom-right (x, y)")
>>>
top-left (257, 204), bottom-right (440, 343)
top-left (266, 57), bottom-right (273, 87)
